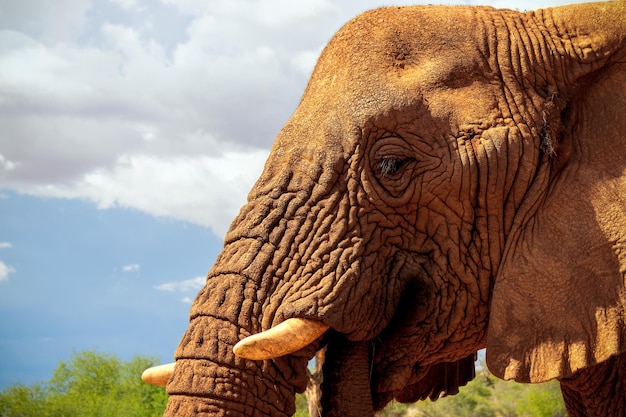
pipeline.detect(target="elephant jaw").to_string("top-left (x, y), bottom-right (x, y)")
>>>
top-left (141, 318), bottom-right (329, 387)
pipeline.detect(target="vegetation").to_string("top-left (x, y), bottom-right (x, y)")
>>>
top-left (0, 351), bottom-right (168, 417)
top-left (1, 351), bottom-right (565, 417)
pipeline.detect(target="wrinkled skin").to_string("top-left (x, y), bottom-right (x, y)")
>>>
top-left (163, 2), bottom-right (626, 416)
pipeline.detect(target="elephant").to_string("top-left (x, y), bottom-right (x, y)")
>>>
top-left (143, 1), bottom-right (626, 416)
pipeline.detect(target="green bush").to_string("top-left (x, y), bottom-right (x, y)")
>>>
top-left (0, 351), bottom-right (168, 417)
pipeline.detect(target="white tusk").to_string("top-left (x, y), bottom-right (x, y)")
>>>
top-left (233, 318), bottom-right (329, 360)
top-left (141, 362), bottom-right (175, 387)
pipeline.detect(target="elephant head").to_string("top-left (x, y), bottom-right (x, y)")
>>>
top-left (146, 2), bottom-right (626, 416)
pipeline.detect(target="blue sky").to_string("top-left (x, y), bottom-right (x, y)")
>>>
top-left (0, 0), bottom-right (588, 389)
top-left (0, 191), bottom-right (222, 386)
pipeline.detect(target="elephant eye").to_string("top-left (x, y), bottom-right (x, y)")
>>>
top-left (378, 157), bottom-right (408, 177)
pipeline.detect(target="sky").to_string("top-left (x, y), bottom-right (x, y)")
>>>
top-left (0, 0), bottom-right (590, 388)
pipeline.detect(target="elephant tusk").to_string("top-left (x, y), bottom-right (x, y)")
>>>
top-left (233, 318), bottom-right (329, 360)
top-left (141, 362), bottom-right (175, 386)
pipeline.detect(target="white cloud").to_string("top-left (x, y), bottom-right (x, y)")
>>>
top-left (0, 261), bottom-right (16, 282)
top-left (122, 263), bottom-right (140, 272)
top-left (156, 276), bottom-right (205, 292)
top-left (0, 242), bottom-right (12, 249)
top-left (0, 0), bottom-right (91, 45)
top-left (19, 150), bottom-right (267, 237)
top-left (109, 0), bottom-right (143, 11)
top-left (0, 154), bottom-right (20, 172)
top-left (290, 49), bottom-right (322, 78)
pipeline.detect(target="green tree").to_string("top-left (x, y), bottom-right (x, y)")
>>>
top-left (515, 381), bottom-right (566, 417)
top-left (0, 351), bottom-right (168, 417)
top-left (0, 383), bottom-right (48, 417)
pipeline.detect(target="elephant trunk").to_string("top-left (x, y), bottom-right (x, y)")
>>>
top-left (164, 270), bottom-right (307, 416)
top-left (164, 245), bottom-right (324, 416)
top-left (321, 333), bottom-right (374, 417)
top-left (164, 194), bottom-right (322, 415)
top-left (164, 138), bottom-right (354, 415)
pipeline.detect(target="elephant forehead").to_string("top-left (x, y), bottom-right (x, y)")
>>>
top-left (317, 6), bottom-right (486, 83)
top-left (296, 6), bottom-right (497, 129)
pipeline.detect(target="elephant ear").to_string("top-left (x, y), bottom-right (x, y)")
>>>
top-left (487, 2), bottom-right (626, 383)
